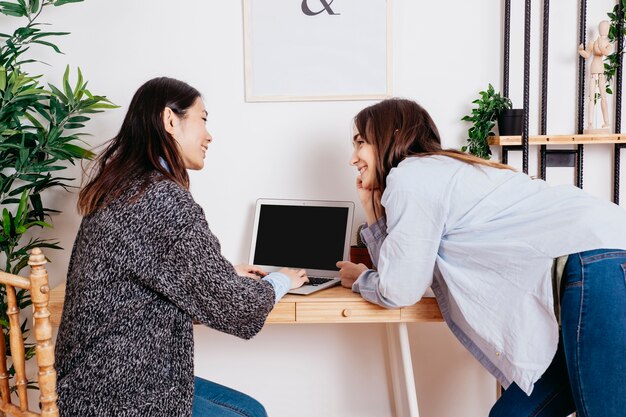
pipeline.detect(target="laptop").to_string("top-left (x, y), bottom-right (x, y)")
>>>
top-left (249, 199), bottom-right (354, 295)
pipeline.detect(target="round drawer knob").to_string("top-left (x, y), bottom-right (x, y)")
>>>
top-left (342, 309), bottom-right (352, 317)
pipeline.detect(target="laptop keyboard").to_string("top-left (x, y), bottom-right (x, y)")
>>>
top-left (306, 277), bottom-right (334, 286)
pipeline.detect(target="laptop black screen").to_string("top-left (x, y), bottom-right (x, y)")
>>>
top-left (253, 204), bottom-right (349, 271)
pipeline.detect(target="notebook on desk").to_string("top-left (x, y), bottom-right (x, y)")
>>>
top-left (249, 199), bottom-right (354, 295)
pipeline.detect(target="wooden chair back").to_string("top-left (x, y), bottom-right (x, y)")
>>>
top-left (0, 249), bottom-right (58, 417)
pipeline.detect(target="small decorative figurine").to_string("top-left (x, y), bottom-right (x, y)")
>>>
top-left (578, 20), bottom-right (613, 134)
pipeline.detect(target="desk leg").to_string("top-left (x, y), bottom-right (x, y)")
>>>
top-left (386, 323), bottom-right (420, 417)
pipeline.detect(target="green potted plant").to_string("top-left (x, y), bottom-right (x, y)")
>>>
top-left (1, 0), bottom-right (116, 389)
top-left (461, 84), bottom-right (521, 160)
top-left (603, 0), bottom-right (626, 95)
top-left (349, 223), bottom-right (373, 269)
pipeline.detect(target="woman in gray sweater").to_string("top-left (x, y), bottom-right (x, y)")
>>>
top-left (55, 77), bottom-right (308, 417)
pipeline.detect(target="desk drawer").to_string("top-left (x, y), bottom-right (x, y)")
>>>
top-left (267, 302), bottom-right (296, 323)
top-left (297, 301), bottom-right (400, 323)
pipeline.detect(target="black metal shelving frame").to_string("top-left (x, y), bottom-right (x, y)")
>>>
top-left (499, 0), bottom-right (624, 204)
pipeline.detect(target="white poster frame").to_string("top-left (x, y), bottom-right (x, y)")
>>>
top-left (243, 0), bottom-right (392, 102)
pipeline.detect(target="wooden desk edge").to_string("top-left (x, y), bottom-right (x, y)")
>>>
top-left (48, 283), bottom-right (443, 327)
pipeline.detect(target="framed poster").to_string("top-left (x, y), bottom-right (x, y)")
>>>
top-left (243, 0), bottom-right (392, 102)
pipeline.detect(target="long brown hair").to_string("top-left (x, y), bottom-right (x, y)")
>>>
top-left (354, 98), bottom-right (512, 194)
top-left (78, 77), bottom-right (201, 215)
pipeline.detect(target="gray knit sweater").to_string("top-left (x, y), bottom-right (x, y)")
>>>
top-left (55, 173), bottom-right (276, 417)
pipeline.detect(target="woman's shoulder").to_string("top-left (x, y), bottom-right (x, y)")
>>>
top-left (113, 172), bottom-right (204, 222)
top-left (144, 173), bottom-right (191, 200)
top-left (395, 154), bottom-right (461, 173)
top-left (389, 155), bottom-right (464, 189)
top-left (145, 174), bottom-right (200, 208)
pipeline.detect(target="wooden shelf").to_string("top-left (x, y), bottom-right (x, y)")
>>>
top-left (488, 133), bottom-right (626, 146)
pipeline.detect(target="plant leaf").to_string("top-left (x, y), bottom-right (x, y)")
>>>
top-left (53, 0), bottom-right (83, 5)
top-left (31, 39), bottom-right (62, 54)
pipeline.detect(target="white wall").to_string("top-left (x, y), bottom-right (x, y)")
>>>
top-left (2, 1), bottom-right (621, 416)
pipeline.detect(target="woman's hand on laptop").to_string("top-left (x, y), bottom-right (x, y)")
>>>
top-left (235, 264), bottom-right (268, 280)
top-left (279, 268), bottom-right (309, 289)
top-left (336, 261), bottom-right (368, 288)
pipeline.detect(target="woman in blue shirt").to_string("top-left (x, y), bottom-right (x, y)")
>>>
top-left (337, 98), bottom-right (626, 417)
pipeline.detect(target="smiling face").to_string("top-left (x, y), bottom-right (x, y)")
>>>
top-left (350, 126), bottom-right (377, 190)
top-left (167, 97), bottom-right (212, 170)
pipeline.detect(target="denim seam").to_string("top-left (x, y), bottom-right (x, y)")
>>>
top-left (573, 252), bottom-right (589, 417)
top-left (201, 398), bottom-right (251, 417)
top-left (576, 254), bottom-right (584, 344)
top-left (581, 250), bottom-right (626, 263)
top-left (528, 385), bottom-right (567, 417)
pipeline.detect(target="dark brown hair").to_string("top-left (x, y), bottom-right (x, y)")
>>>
top-left (354, 98), bottom-right (512, 194)
top-left (78, 77), bottom-right (201, 215)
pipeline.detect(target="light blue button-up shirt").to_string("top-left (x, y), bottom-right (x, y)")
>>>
top-left (353, 155), bottom-right (626, 395)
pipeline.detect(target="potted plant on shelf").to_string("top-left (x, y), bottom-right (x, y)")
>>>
top-left (461, 84), bottom-right (522, 160)
top-left (349, 223), bottom-right (373, 269)
top-left (603, 0), bottom-right (626, 95)
top-left (1, 0), bottom-right (116, 391)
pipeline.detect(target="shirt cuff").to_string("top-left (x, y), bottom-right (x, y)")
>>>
top-left (262, 272), bottom-right (291, 303)
top-left (361, 215), bottom-right (387, 244)
top-left (352, 269), bottom-right (401, 309)
top-left (351, 269), bottom-right (371, 294)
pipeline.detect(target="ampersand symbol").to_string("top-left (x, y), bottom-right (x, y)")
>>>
top-left (301, 0), bottom-right (340, 16)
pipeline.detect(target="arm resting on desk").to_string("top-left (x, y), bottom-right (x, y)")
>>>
top-left (49, 284), bottom-right (443, 326)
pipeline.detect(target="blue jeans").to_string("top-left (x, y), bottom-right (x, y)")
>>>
top-left (192, 377), bottom-right (268, 417)
top-left (490, 249), bottom-right (626, 417)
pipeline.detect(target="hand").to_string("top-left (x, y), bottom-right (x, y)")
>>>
top-left (578, 43), bottom-right (590, 59)
top-left (336, 261), bottom-right (368, 288)
top-left (356, 177), bottom-right (384, 225)
top-left (234, 264), bottom-right (267, 280)
top-left (278, 267), bottom-right (309, 289)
